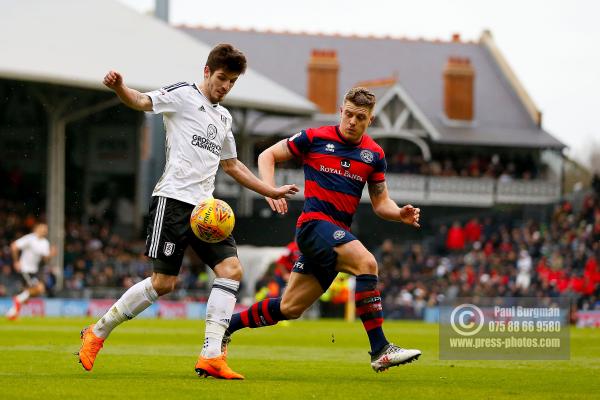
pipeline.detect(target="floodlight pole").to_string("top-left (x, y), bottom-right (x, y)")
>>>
top-left (47, 114), bottom-right (66, 291)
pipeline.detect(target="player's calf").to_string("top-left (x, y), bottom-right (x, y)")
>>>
top-left (227, 297), bottom-right (288, 334)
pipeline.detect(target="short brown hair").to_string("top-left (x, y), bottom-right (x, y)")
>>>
top-left (344, 87), bottom-right (376, 110)
top-left (206, 43), bottom-right (247, 75)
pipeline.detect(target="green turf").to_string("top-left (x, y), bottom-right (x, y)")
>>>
top-left (0, 317), bottom-right (598, 399)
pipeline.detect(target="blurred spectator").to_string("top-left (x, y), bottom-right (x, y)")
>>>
top-left (446, 221), bottom-right (466, 251)
top-left (464, 218), bottom-right (482, 244)
top-left (273, 241), bottom-right (300, 296)
top-left (593, 174), bottom-right (600, 196)
top-left (516, 249), bottom-right (533, 290)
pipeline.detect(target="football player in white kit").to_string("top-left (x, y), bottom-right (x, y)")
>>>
top-left (78, 44), bottom-right (298, 379)
top-left (6, 223), bottom-right (55, 320)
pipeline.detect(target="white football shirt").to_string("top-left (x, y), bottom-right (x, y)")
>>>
top-left (15, 233), bottom-right (50, 274)
top-left (145, 82), bottom-right (237, 206)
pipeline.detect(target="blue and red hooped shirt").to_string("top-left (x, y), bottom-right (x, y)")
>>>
top-left (287, 125), bottom-right (386, 231)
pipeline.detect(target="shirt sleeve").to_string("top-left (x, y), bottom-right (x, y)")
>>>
top-left (41, 240), bottom-right (50, 257)
top-left (368, 151), bottom-right (387, 183)
top-left (144, 83), bottom-right (186, 114)
top-left (286, 129), bottom-right (312, 158)
top-left (220, 127), bottom-right (238, 160)
top-left (14, 234), bottom-right (31, 250)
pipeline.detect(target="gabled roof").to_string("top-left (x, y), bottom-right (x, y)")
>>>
top-left (371, 81), bottom-right (563, 148)
top-left (181, 26), bottom-right (564, 148)
top-left (0, 0), bottom-right (316, 115)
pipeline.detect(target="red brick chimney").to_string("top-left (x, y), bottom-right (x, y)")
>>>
top-left (307, 49), bottom-right (339, 114)
top-left (443, 57), bottom-right (475, 120)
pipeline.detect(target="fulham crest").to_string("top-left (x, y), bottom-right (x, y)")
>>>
top-left (163, 242), bottom-right (175, 256)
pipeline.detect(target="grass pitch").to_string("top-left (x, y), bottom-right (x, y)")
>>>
top-left (0, 317), bottom-right (599, 399)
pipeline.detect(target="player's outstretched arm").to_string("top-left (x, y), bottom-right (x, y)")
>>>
top-left (220, 158), bottom-right (298, 211)
top-left (368, 181), bottom-right (420, 228)
top-left (43, 245), bottom-right (57, 263)
top-left (10, 241), bottom-right (21, 271)
top-left (103, 70), bottom-right (153, 112)
top-left (258, 139), bottom-right (296, 214)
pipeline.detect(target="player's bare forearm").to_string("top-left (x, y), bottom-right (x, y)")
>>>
top-left (114, 86), bottom-right (153, 112)
top-left (10, 243), bottom-right (19, 262)
top-left (368, 181), bottom-right (421, 227)
top-left (258, 140), bottom-right (294, 185)
top-left (221, 158), bottom-right (278, 198)
top-left (257, 147), bottom-right (277, 187)
top-left (372, 196), bottom-right (402, 221)
top-left (103, 70), bottom-right (152, 111)
top-left (10, 243), bottom-right (20, 270)
top-left (258, 140), bottom-right (298, 214)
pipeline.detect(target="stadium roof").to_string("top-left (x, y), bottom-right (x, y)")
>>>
top-left (181, 27), bottom-right (564, 149)
top-left (0, 0), bottom-right (316, 115)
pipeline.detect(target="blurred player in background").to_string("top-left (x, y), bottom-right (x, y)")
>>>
top-left (224, 87), bottom-right (422, 373)
top-left (77, 44), bottom-right (298, 380)
top-left (254, 241), bottom-right (298, 303)
top-left (274, 241), bottom-right (300, 296)
top-left (5, 223), bottom-right (56, 320)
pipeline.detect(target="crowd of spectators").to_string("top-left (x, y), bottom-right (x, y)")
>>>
top-left (2, 187), bottom-right (600, 318)
top-left (0, 199), bottom-right (209, 299)
top-left (387, 152), bottom-right (541, 180)
top-left (376, 192), bottom-right (600, 319)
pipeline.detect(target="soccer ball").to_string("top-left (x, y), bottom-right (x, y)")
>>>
top-left (190, 198), bottom-right (235, 243)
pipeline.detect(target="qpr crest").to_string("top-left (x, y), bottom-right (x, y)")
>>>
top-left (206, 124), bottom-right (218, 140)
top-left (360, 149), bottom-right (374, 164)
top-left (163, 242), bottom-right (175, 256)
top-left (333, 230), bottom-right (346, 240)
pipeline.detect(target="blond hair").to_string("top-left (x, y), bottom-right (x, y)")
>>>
top-left (343, 87), bottom-right (376, 110)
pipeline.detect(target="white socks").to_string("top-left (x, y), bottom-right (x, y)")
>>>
top-left (90, 275), bottom-right (239, 359)
top-left (16, 289), bottom-right (30, 303)
top-left (201, 278), bottom-right (239, 358)
top-left (93, 277), bottom-right (158, 339)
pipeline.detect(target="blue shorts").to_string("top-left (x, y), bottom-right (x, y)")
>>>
top-left (293, 220), bottom-right (357, 291)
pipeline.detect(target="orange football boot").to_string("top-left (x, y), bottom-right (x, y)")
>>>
top-left (78, 324), bottom-right (105, 371)
top-left (6, 296), bottom-right (21, 320)
top-left (195, 354), bottom-right (244, 380)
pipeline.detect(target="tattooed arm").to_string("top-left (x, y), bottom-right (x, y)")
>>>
top-left (368, 181), bottom-right (421, 227)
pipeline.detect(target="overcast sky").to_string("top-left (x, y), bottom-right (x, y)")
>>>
top-left (119, 0), bottom-right (599, 167)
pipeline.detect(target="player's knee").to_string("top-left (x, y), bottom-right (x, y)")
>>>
top-left (280, 301), bottom-right (305, 320)
top-left (362, 254), bottom-right (378, 275)
top-left (224, 264), bottom-right (243, 281)
top-left (214, 257), bottom-right (243, 281)
top-left (151, 276), bottom-right (176, 296)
